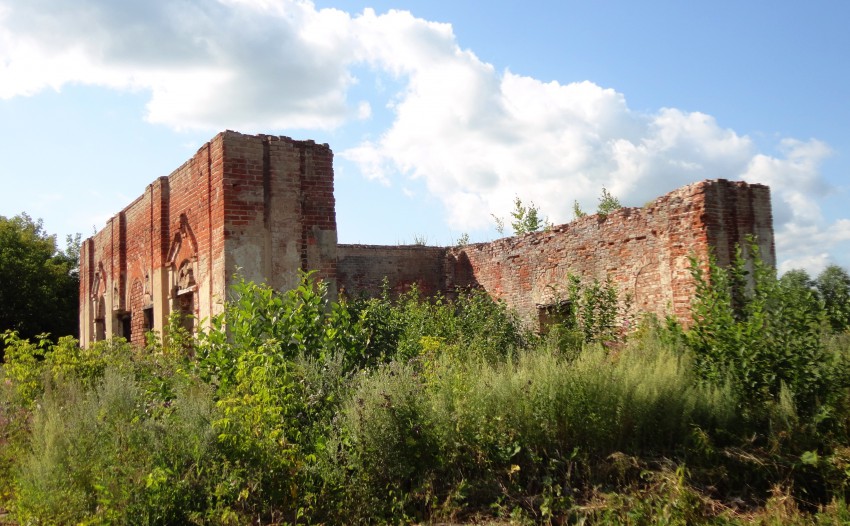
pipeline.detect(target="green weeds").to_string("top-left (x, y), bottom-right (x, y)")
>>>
top-left (0, 259), bottom-right (849, 524)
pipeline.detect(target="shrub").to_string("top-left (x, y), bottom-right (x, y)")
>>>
top-left (817, 265), bottom-right (850, 334)
top-left (13, 367), bottom-right (219, 525)
top-left (686, 241), bottom-right (846, 417)
top-left (565, 274), bottom-right (632, 344)
top-left (339, 361), bottom-right (439, 522)
top-left (356, 286), bottom-right (528, 366)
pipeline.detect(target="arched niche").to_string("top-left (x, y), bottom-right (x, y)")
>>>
top-left (92, 262), bottom-right (107, 341)
top-left (166, 214), bottom-right (199, 333)
top-left (122, 278), bottom-right (143, 343)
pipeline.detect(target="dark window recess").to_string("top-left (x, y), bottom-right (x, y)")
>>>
top-left (537, 300), bottom-right (573, 334)
top-left (95, 298), bottom-right (106, 341)
top-left (177, 292), bottom-right (194, 334)
top-left (143, 307), bottom-right (154, 331)
top-left (122, 315), bottom-right (131, 342)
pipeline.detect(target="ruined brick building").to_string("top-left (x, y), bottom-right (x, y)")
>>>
top-left (79, 131), bottom-right (775, 346)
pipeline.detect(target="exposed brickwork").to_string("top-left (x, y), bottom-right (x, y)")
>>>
top-left (128, 279), bottom-right (145, 339)
top-left (81, 131), bottom-right (774, 345)
top-left (218, 132), bottom-right (339, 297)
top-left (337, 245), bottom-right (449, 297)
top-left (336, 180), bottom-right (774, 328)
top-left (80, 131), bottom-right (338, 347)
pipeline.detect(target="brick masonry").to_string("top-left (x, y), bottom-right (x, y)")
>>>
top-left (79, 131), bottom-right (338, 346)
top-left (81, 131), bottom-right (774, 345)
top-left (338, 179), bottom-right (774, 327)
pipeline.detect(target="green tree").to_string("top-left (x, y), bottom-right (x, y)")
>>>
top-left (780, 268), bottom-right (816, 291)
top-left (686, 241), bottom-right (835, 415)
top-left (816, 264), bottom-right (850, 333)
top-left (0, 213), bottom-right (80, 344)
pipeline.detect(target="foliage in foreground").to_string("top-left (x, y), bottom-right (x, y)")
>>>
top-left (1, 254), bottom-right (849, 524)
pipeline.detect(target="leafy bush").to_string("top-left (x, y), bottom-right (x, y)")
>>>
top-left (817, 265), bottom-right (850, 333)
top-left (565, 274), bottom-right (632, 344)
top-left (686, 242), bottom-right (847, 417)
top-left (353, 285), bottom-right (528, 366)
top-left (2, 263), bottom-right (850, 523)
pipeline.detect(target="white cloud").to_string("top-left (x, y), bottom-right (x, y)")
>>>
top-left (773, 219), bottom-right (850, 275)
top-left (1, 0), bottom-right (847, 271)
top-left (0, 0), bottom-right (359, 129)
top-left (343, 59), bottom-right (761, 230)
top-left (741, 139), bottom-right (846, 274)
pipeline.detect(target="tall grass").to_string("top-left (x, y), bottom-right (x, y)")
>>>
top-left (337, 337), bottom-right (742, 521)
top-left (0, 267), bottom-right (848, 524)
top-left (14, 367), bottom-right (219, 524)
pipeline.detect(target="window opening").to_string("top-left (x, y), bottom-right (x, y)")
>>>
top-left (177, 292), bottom-right (194, 334)
top-left (175, 259), bottom-right (197, 335)
top-left (120, 313), bottom-right (131, 342)
top-left (143, 307), bottom-right (154, 332)
top-left (94, 297), bottom-right (106, 341)
top-left (537, 300), bottom-right (573, 335)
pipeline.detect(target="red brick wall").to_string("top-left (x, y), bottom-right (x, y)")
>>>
top-left (80, 133), bottom-right (229, 346)
top-left (300, 141), bottom-right (338, 286)
top-left (81, 216), bottom-right (117, 341)
top-left (221, 132), bottom-right (338, 292)
top-left (336, 180), bottom-right (773, 328)
top-left (337, 245), bottom-right (448, 298)
top-left (449, 179), bottom-right (773, 326)
top-left (81, 131), bottom-right (339, 347)
top-left (122, 189), bottom-right (153, 344)
top-left (81, 131), bottom-right (772, 344)
top-left (128, 279), bottom-right (145, 338)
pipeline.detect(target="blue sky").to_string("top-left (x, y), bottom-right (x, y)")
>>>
top-left (1, 0), bottom-right (848, 274)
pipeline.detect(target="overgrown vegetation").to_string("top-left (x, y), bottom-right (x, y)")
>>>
top-left (493, 187), bottom-right (624, 237)
top-left (509, 196), bottom-right (550, 234)
top-left (572, 186), bottom-right (623, 220)
top-left (2, 246), bottom-right (850, 524)
top-left (492, 196), bottom-right (550, 236)
top-left (596, 186), bottom-right (622, 217)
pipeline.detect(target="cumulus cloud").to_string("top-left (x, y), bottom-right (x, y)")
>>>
top-left (343, 65), bottom-right (763, 230)
top-left (742, 139), bottom-right (848, 274)
top-left (0, 0), bottom-right (358, 129)
top-left (1, 0), bottom-right (847, 271)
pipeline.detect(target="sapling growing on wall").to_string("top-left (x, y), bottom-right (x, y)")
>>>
top-left (509, 196), bottom-right (550, 235)
top-left (572, 187), bottom-right (621, 220)
top-left (491, 214), bottom-right (505, 235)
top-left (597, 187), bottom-right (622, 217)
top-left (493, 197), bottom-right (551, 236)
top-left (572, 200), bottom-right (586, 219)
top-left (510, 196), bottom-right (549, 234)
